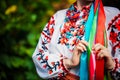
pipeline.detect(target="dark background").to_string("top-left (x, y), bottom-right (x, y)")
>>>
top-left (102, 0), bottom-right (120, 9)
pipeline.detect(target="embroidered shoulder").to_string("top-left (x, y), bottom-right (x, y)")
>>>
top-left (104, 6), bottom-right (120, 28)
top-left (108, 14), bottom-right (120, 30)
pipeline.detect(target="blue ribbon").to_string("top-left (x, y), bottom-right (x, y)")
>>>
top-left (79, 4), bottom-right (94, 80)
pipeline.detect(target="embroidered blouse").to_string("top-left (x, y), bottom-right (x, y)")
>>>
top-left (107, 13), bottom-right (120, 80)
top-left (32, 3), bottom-right (120, 80)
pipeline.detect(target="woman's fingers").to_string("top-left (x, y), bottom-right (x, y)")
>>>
top-left (80, 40), bottom-right (88, 47)
top-left (92, 43), bottom-right (105, 51)
top-left (77, 43), bottom-right (86, 52)
top-left (93, 43), bottom-right (111, 59)
top-left (97, 50), bottom-right (105, 59)
top-left (76, 40), bottom-right (88, 52)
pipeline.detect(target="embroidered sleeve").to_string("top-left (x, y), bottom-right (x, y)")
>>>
top-left (108, 14), bottom-right (120, 80)
top-left (32, 14), bottom-right (68, 79)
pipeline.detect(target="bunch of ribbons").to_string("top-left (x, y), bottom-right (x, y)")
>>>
top-left (79, 0), bottom-right (111, 80)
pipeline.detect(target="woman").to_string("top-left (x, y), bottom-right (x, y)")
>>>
top-left (32, 0), bottom-right (120, 80)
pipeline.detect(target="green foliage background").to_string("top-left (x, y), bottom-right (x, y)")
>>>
top-left (0, 0), bottom-right (74, 80)
top-left (0, 0), bottom-right (119, 80)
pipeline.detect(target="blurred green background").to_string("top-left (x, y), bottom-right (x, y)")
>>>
top-left (0, 0), bottom-right (75, 80)
top-left (0, 0), bottom-right (119, 80)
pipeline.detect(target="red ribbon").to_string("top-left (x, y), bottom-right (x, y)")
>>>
top-left (94, 0), bottom-right (106, 80)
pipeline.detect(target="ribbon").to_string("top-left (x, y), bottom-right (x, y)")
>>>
top-left (79, 4), bottom-right (94, 80)
top-left (88, 7), bottom-right (98, 80)
top-left (79, 0), bottom-right (107, 80)
top-left (95, 0), bottom-right (106, 80)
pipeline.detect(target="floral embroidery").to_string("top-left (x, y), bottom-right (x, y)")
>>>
top-left (42, 16), bottom-right (55, 43)
top-left (108, 14), bottom-right (120, 80)
top-left (36, 52), bottom-right (61, 74)
top-left (36, 16), bottom-right (68, 76)
top-left (109, 27), bottom-right (118, 44)
top-left (108, 14), bottom-right (120, 30)
top-left (115, 19), bottom-right (120, 31)
top-left (58, 3), bottom-right (90, 51)
top-left (109, 14), bottom-right (120, 56)
top-left (36, 52), bottom-right (68, 78)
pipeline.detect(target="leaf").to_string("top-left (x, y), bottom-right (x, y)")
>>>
top-left (31, 14), bottom-right (37, 22)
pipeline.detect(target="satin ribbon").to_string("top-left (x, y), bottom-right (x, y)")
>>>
top-left (95, 0), bottom-right (106, 80)
top-left (79, 4), bottom-right (94, 80)
top-left (88, 7), bottom-right (98, 80)
top-left (79, 0), bottom-right (107, 80)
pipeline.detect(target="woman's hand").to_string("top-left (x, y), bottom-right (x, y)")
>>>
top-left (92, 43), bottom-right (110, 59)
top-left (63, 40), bottom-right (88, 69)
top-left (92, 43), bottom-right (115, 70)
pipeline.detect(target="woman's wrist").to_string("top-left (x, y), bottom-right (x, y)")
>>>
top-left (105, 57), bottom-right (115, 71)
top-left (63, 57), bottom-right (80, 69)
top-left (63, 59), bottom-right (74, 69)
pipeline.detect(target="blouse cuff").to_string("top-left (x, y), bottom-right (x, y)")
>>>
top-left (110, 58), bottom-right (119, 72)
top-left (49, 59), bottom-right (69, 80)
top-left (59, 59), bottom-right (69, 75)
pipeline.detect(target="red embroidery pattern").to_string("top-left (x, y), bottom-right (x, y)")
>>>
top-left (109, 31), bottom-right (118, 44)
top-left (108, 14), bottom-right (120, 80)
top-left (42, 16), bottom-right (55, 43)
top-left (36, 16), bottom-right (68, 77)
top-left (108, 14), bottom-right (120, 55)
top-left (58, 3), bottom-right (90, 51)
top-left (108, 14), bottom-right (120, 30)
top-left (36, 52), bottom-right (67, 75)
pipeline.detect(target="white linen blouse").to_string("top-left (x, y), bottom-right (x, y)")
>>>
top-left (32, 6), bottom-right (120, 79)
